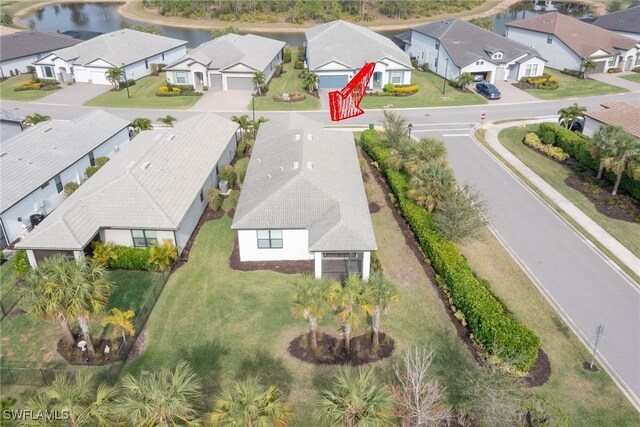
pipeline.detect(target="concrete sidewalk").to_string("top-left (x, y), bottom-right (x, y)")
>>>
top-left (590, 72), bottom-right (640, 92)
top-left (483, 120), bottom-right (640, 279)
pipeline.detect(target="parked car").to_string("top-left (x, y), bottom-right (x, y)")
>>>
top-left (475, 82), bottom-right (501, 100)
top-left (558, 117), bottom-right (585, 132)
top-left (472, 73), bottom-right (485, 82)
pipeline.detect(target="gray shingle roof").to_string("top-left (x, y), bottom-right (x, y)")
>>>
top-left (0, 110), bottom-right (129, 212)
top-left (166, 34), bottom-right (284, 71)
top-left (411, 19), bottom-right (545, 68)
top-left (305, 20), bottom-right (411, 71)
top-left (17, 113), bottom-right (238, 250)
top-left (593, 5), bottom-right (640, 35)
top-left (0, 31), bottom-right (80, 61)
top-left (232, 114), bottom-right (376, 252)
top-left (34, 29), bottom-right (186, 67)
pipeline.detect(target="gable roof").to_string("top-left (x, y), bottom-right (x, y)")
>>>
top-left (305, 20), bottom-right (411, 71)
top-left (506, 12), bottom-right (638, 58)
top-left (232, 114), bottom-right (376, 252)
top-left (592, 5), bottom-right (640, 35)
top-left (0, 31), bottom-right (80, 61)
top-left (34, 29), bottom-right (186, 67)
top-left (17, 113), bottom-right (238, 251)
top-left (411, 18), bottom-right (545, 68)
top-left (0, 110), bottom-right (129, 213)
top-left (166, 34), bottom-right (284, 72)
top-left (584, 102), bottom-right (640, 139)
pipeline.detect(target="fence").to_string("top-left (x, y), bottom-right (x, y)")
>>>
top-left (0, 282), bottom-right (22, 321)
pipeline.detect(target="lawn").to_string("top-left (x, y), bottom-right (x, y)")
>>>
top-left (360, 70), bottom-right (487, 109)
top-left (251, 50), bottom-right (321, 111)
top-left (0, 257), bottom-right (17, 299)
top-left (620, 72), bottom-right (640, 84)
top-left (498, 126), bottom-right (640, 259)
top-left (0, 74), bottom-right (60, 101)
top-left (525, 68), bottom-right (627, 99)
top-left (84, 73), bottom-right (200, 109)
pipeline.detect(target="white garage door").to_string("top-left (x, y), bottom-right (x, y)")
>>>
top-left (88, 69), bottom-right (109, 85)
top-left (226, 76), bottom-right (254, 90)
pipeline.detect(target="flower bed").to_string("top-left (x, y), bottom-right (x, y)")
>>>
top-left (13, 77), bottom-right (60, 92)
top-left (156, 83), bottom-right (202, 97)
top-left (516, 74), bottom-right (558, 90)
top-left (273, 91), bottom-right (306, 102)
top-left (523, 132), bottom-right (569, 161)
top-left (368, 83), bottom-right (420, 97)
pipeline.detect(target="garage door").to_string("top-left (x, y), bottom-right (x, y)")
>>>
top-left (318, 74), bottom-right (349, 89)
top-left (226, 76), bottom-right (254, 90)
top-left (88, 69), bottom-right (109, 85)
top-left (209, 73), bottom-right (223, 90)
top-left (594, 60), bottom-right (607, 74)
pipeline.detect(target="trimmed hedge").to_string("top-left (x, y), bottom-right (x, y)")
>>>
top-left (561, 68), bottom-right (584, 78)
top-left (524, 132), bottom-right (569, 161)
top-left (109, 246), bottom-right (153, 271)
top-left (361, 130), bottom-right (540, 371)
top-left (13, 249), bottom-right (31, 278)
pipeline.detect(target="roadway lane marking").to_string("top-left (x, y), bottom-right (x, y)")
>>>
top-left (410, 122), bottom-right (477, 126)
top-left (442, 133), bottom-right (469, 137)
top-left (413, 129), bottom-right (470, 132)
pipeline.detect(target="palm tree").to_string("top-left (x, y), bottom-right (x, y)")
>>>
top-left (105, 66), bottom-right (124, 89)
top-left (251, 116), bottom-right (268, 139)
top-left (407, 160), bottom-right (456, 212)
top-left (315, 365), bottom-right (395, 427)
top-left (557, 103), bottom-right (586, 129)
top-left (232, 114), bottom-right (252, 141)
top-left (368, 271), bottom-right (399, 350)
top-left (131, 117), bottom-right (152, 132)
top-left (157, 114), bottom-right (177, 127)
top-left (455, 72), bottom-right (474, 91)
top-left (114, 361), bottom-right (201, 426)
top-left (302, 71), bottom-right (319, 95)
top-left (92, 241), bottom-right (117, 266)
top-left (23, 113), bottom-right (51, 127)
top-left (600, 131), bottom-right (640, 195)
top-left (253, 71), bottom-right (266, 95)
top-left (102, 308), bottom-right (135, 345)
top-left (148, 239), bottom-right (178, 273)
top-left (210, 379), bottom-right (292, 426)
top-left (403, 137), bottom-right (447, 173)
top-left (292, 275), bottom-right (331, 351)
top-left (327, 274), bottom-right (374, 355)
top-left (590, 124), bottom-right (619, 180)
top-left (581, 59), bottom-right (597, 79)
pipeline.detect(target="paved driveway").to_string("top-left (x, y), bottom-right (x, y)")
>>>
top-left (489, 79), bottom-right (540, 104)
top-left (38, 82), bottom-right (111, 105)
top-left (590, 72), bottom-right (640, 92)
top-left (192, 89), bottom-right (253, 111)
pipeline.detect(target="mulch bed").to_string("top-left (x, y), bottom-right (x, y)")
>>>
top-left (288, 332), bottom-right (394, 365)
top-left (565, 173), bottom-right (640, 223)
top-left (57, 337), bottom-right (122, 365)
top-left (523, 349), bottom-right (551, 387)
top-left (368, 202), bottom-right (381, 213)
top-left (582, 361), bottom-right (599, 372)
top-left (227, 208), bottom-right (235, 219)
top-left (229, 238), bottom-right (314, 274)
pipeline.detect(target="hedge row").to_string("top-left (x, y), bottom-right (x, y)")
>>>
top-left (537, 123), bottom-right (640, 200)
top-left (109, 246), bottom-right (153, 271)
top-left (524, 132), bottom-right (569, 161)
top-left (360, 130), bottom-right (540, 371)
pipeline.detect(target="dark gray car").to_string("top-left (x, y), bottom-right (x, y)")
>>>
top-left (475, 82), bottom-right (501, 100)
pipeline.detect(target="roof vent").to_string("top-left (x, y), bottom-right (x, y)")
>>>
top-left (140, 161), bottom-right (151, 170)
top-left (126, 160), bottom-right (136, 170)
top-left (168, 134), bottom-right (176, 141)
top-left (0, 152), bottom-right (6, 158)
top-left (307, 161), bottom-right (313, 170)
top-left (295, 133), bottom-right (301, 141)
top-left (44, 128), bottom-right (53, 133)
top-left (267, 173), bottom-right (272, 178)
top-left (257, 158), bottom-right (261, 163)
top-left (16, 157), bottom-right (22, 161)
top-left (279, 166), bottom-right (284, 172)
top-left (292, 161), bottom-right (299, 170)
top-left (307, 134), bottom-right (313, 141)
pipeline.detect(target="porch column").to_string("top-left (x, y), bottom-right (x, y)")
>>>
top-left (314, 252), bottom-right (322, 279)
top-left (26, 250), bottom-right (37, 269)
top-left (362, 251), bottom-right (371, 281)
top-left (73, 250), bottom-right (85, 262)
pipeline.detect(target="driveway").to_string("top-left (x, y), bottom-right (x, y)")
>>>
top-left (191, 89), bottom-right (253, 111)
top-left (590, 72), bottom-right (640, 92)
top-left (38, 82), bottom-right (111, 105)
top-left (490, 79), bottom-right (540, 104)
top-left (319, 89), bottom-right (331, 110)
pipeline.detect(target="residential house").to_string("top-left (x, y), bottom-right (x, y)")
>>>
top-left (583, 102), bottom-right (640, 139)
top-left (232, 114), bottom-right (377, 280)
top-left (0, 31), bottom-right (80, 78)
top-left (0, 109), bottom-right (23, 142)
top-left (16, 112), bottom-right (239, 268)
top-left (304, 20), bottom-right (412, 89)
top-left (0, 110), bottom-right (130, 250)
top-left (592, 5), bottom-right (640, 42)
top-left (506, 12), bottom-right (639, 73)
top-left (32, 29), bottom-right (187, 85)
top-left (398, 18), bottom-right (546, 84)
top-left (165, 34), bottom-right (285, 91)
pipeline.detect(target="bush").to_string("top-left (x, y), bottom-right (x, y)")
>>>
top-left (236, 142), bottom-right (246, 157)
top-left (274, 64), bottom-right (283, 77)
top-left (228, 189), bottom-right (240, 208)
top-left (208, 188), bottom-right (221, 211)
top-left (156, 90), bottom-right (180, 97)
top-left (63, 182), bottom-right (80, 197)
top-left (283, 47), bottom-right (292, 63)
top-left (420, 63), bottom-right (430, 72)
top-left (540, 130), bottom-right (556, 145)
top-left (110, 246), bottom-right (153, 270)
top-left (360, 130), bottom-right (540, 371)
top-left (411, 58), bottom-right (419, 68)
top-left (85, 165), bottom-right (99, 178)
top-left (383, 83), bottom-right (395, 93)
top-left (561, 68), bottom-right (584, 78)
top-left (13, 249), bottom-right (31, 278)
top-left (218, 164), bottom-right (237, 187)
top-left (633, 66), bottom-right (640, 73)
top-left (95, 157), bottom-right (109, 168)
top-left (294, 60), bottom-right (304, 70)
top-left (520, 396), bottom-right (569, 426)
top-left (524, 132), bottom-right (569, 161)
top-left (118, 79), bottom-right (136, 89)
top-left (298, 44), bottom-right (305, 57)
top-left (607, 67), bottom-right (622, 73)
top-left (519, 74), bottom-right (559, 90)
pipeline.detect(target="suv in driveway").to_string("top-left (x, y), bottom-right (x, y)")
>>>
top-left (558, 117), bottom-right (585, 132)
top-left (475, 82), bottom-right (501, 100)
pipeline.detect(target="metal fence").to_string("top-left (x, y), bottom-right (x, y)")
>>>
top-left (0, 282), bottom-right (22, 321)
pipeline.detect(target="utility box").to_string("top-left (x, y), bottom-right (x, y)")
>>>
top-left (369, 123), bottom-right (374, 130)
top-left (219, 180), bottom-right (229, 195)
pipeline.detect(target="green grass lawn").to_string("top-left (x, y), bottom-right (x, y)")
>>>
top-left (251, 51), bottom-right (321, 111)
top-left (0, 257), bottom-right (17, 299)
top-left (0, 74), bottom-right (60, 101)
top-left (360, 70), bottom-right (487, 109)
top-left (525, 69), bottom-right (627, 99)
top-left (498, 126), bottom-right (640, 259)
top-left (84, 73), bottom-right (200, 110)
top-left (620, 73), bottom-right (640, 84)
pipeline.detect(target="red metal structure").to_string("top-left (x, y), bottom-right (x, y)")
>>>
top-left (328, 62), bottom-right (376, 122)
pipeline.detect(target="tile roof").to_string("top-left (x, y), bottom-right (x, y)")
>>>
top-left (17, 112), bottom-right (238, 250)
top-left (232, 114), bottom-right (376, 252)
top-left (584, 102), bottom-right (640, 139)
top-left (0, 110), bottom-right (130, 212)
top-left (305, 20), bottom-right (411, 71)
top-left (0, 31), bottom-right (80, 61)
top-left (411, 18), bottom-right (545, 68)
top-left (506, 12), bottom-right (638, 59)
top-left (592, 5), bottom-right (640, 35)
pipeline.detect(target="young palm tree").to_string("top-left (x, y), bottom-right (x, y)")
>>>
top-left (115, 361), bottom-right (201, 426)
top-left (92, 241), bottom-right (117, 266)
top-left (104, 66), bottom-right (124, 89)
top-left (382, 110), bottom-right (409, 149)
top-left (130, 117), bottom-right (153, 132)
top-left (251, 116), bottom-right (268, 139)
top-left (210, 379), bottom-right (292, 426)
top-left (557, 103), bottom-right (586, 129)
top-left (102, 308), bottom-right (135, 344)
top-left (302, 71), bottom-right (319, 95)
top-left (403, 137), bottom-right (448, 173)
top-left (292, 275), bottom-right (331, 351)
top-left (600, 131), bottom-right (640, 195)
top-left (581, 59), bottom-right (597, 79)
top-left (23, 113), bottom-right (51, 127)
top-left (253, 71), bottom-right (266, 95)
top-left (232, 114), bottom-right (252, 141)
top-left (590, 124), bottom-right (619, 179)
top-left (327, 274), bottom-right (374, 355)
top-left (455, 72), bottom-right (474, 91)
top-left (315, 365), bottom-right (395, 427)
top-left (158, 114), bottom-right (177, 127)
top-left (148, 239), bottom-right (178, 273)
top-left (368, 271), bottom-right (399, 350)
top-left (407, 161), bottom-right (456, 212)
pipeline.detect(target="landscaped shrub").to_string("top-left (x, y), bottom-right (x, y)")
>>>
top-left (110, 246), bottom-right (153, 270)
top-left (283, 47), bottom-right (292, 63)
top-left (524, 132), bottom-right (569, 161)
top-left (607, 67), bottom-right (622, 73)
top-left (520, 396), bottom-right (569, 427)
top-left (633, 66), bottom-right (640, 73)
top-left (208, 188), bottom-right (221, 211)
top-left (518, 74), bottom-right (558, 90)
top-left (273, 91), bottom-right (306, 102)
top-left (377, 83), bottom-right (419, 96)
top-left (383, 83), bottom-right (395, 93)
top-left (63, 182), bottom-right (80, 197)
top-left (228, 189), bottom-right (240, 208)
top-left (294, 60), bottom-right (304, 70)
top-left (540, 129), bottom-right (556, 145)
top-left (218, 164), bottom-right (237, 187)
top-left (411, 58), bottom-right (419, 68)
top-left (274, 64), bottom-right (283, 77)
top-left (85, 165), bottom-right (99, 178)
top-left (360, 130), bottom-right (540, 372)
top-left (13, 249), bottom-right (31, 278)
top-left (236, 142), bottom-right (246, 157)
top-left (118, 79), bottom-right (136, 89)
top-left (561, 68), bottom-right (584, 78)
top-left (420, 63), bottom-right (430, 72)
top-left (95, 157), bottom-right (109, 168)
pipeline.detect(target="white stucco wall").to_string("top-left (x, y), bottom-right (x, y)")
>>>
top-left (0, 52), bottom-right (48, 77)
top-left (101, 228), bottom-right (134, 246)
top-left (506, 27), bottom-right (585, 71)
top-left (237, 229), bottom-right (313, 261)
top-left (175, 191), bottom-right (207, 254)
top-left (583, 117), bottom-right (604, 138)
top-left (514, 56), bottom-right (547, 80)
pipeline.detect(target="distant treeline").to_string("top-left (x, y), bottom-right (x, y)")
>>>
top-left (143, 0), bottom-right (485, 24)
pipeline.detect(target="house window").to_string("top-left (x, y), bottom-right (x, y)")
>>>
top-left (475, 60), bottom-right (484, 65)
top-left (435, 40), bottom-right (440, 50)
top-left (176, 71), bottom-right (187, 84)
top-left (162, 53), bottom-right (165, 61)
top-left (607, 58), bottom-right (616, 67)
top-left (43, 66), bottom-right (53, 78)
top-left (525, 63), bottom-right (538, 76)
top-left (145, 59), bottom-right (149, 69)
top-left (390, 71), bottom-right (402, 84)
top-left (547, 34), bottom-right (553, 44)
top-left (257, 230), bottom-right (283, 249)
top-left (131, 230), bottom-right (157, 247)
top-left (54, 175), bottom-right (63, 193)
top-left (40, 181), bottom-right (49, 190)
top-left (493, 52), bottom-right (503, 60)
top-left (88, 152), bottom-right (95, 166)
top-left (199, 189), bottom-right (204, 203)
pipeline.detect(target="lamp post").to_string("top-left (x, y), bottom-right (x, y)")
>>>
top-left (251, 92), bottom-right (256, 122)
top-left (408, 123), bottom-right (413, 139)
top-left (121, 63), bottom-right (130, 99)
top-left (442, 58), bottom-right (449, 95)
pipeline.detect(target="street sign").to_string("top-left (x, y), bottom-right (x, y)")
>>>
top-left (480, 112), bottom-right (487, 121)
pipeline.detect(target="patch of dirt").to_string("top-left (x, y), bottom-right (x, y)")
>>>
top-left (368, 202), bottom-right (381, 213)
top-left (8, 308), bottom-right (25, 318)
top-left (362, 171), bottom-right (370, 183)
top-left (57, 337), bottom-right (122, 366)
top-left (288, 332), bottom-right (394, 365)
top-left (227, 208), bottom-right (235, 219)
top-left (523, 349), bottom-right (551, 387)
top-left (583, 361), bottom-right (599, 372)
top-left (565, 174), bottom-right (640, 223)
top-left (229, 238), bottom-right (314, 275)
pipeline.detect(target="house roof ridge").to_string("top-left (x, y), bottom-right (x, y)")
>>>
top-left (127, 171), bottom-right (178, 227)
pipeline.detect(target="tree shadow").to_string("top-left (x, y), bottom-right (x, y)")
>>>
top-left (429, 331), bottom-right (478, 407)
top-left (181, 338), bottom-right (230, 395)
top-left (236, 350), bottom-right (294, 398)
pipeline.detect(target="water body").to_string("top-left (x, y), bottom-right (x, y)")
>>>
top-left (22, 1), bottom-right (592, 47)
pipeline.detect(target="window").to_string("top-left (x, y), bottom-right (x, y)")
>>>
top-left (40, 181), bottom-right (49, 190)
top-left (475, 60), bottom-right (484, 65)
top-left (493, 52), bottom-right (503, 60)
top-left (43, 66), bottom-right (53, 78)
top-left (131, 230), bottom-right (157, 247)
top-left (54, 175), bottom-right (63, 193)
top-left (257, 230), bottom-right (283, 249)
top-left (199, 189), bottom-right (204, 203)
top-left (88, 152), bottom-right (95, 166)
top-left (525, 63), bottom-right (538, 76)
top-left (162, 53), bottom-right (165, 61)
top-left (607, 58), bottom-right (616, 67)
top-left (547, 34), bottom-right (553, 44)
top-left (390, 71), bottom-right (402, 84)
top-left (435, 40), bottom-right (440, 50)
top-left (145, 59), bottom-right (149, 69)
top-left (176, 71), bottom-right (187, 84)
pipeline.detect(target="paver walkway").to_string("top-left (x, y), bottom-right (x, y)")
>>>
top-left (590, 72), bottom-right (640, 92)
